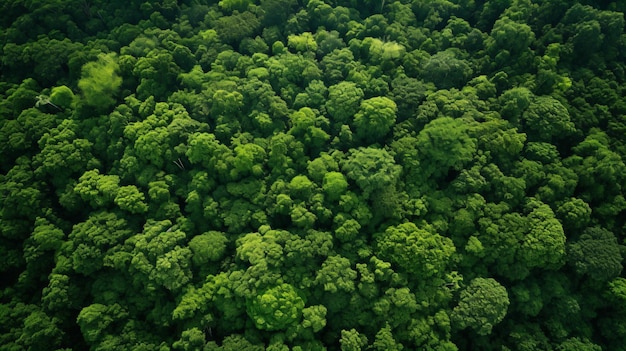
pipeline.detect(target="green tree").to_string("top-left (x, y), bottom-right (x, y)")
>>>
top-left (322, 171), bottom-right (349, 201)
top-left (372, 323), bottom-right (404, 350)
top-left (519, 199), bottom-right (566, 270)
top-left (49, 85), bottom-right (75, 109)
top-left (173, 327), bottom-right (206, 351)
top-left (325, 81), bottom-right (364, 126)
top-left (522, 96), bottom-right (575, 142)
top-left (34, 119), bottom-right (100, 188)
top-left (15, 309), bottom-right (63, 350)
top-left (340, 329), bottom-right (368, 351)
top-left (213, 11), bottom-right (261, 45)
top-left (246, 283), bottom-right (305, 331)
top-left (342, 147), bottom-right (401, 199)
top-left (414, 116), bottom-right (477, 180)
top-left (288, 32), bottom-right (318, 53)
top-left (73, 169), bottom-right (120, 209)
top-left (420, 49), bottom-right (473, 89)
top-left (64, 211), bottom-right (132, 275)
top-left (556, 338), bottom-right (602, 351)
top-left (288, 107), bottom-right (330, 154)
top-left (488, 16), bottom-right (535, 54)
top-left (567, 226), bottom-right (623, 282)
top-left (315, 255), bottom-right (357, 294)
top-left (353, 96), bottom-right (397, 143)
top-left (78, 53), bottom-right (122, 109)
top-left (566, 129), bottom-right (626, 206)
top-left (556, 198), bottom-right (592, 231)
top-left (114, 185), bottom-right (148, 214)
top-left (451, 278), bottom-right (510, 336)
top-left (76, 303), bottom-right (128, 345)
top-left (219, 0), bottom-right (254, 13)
top-left (374, 222), bottom-right (456, 278)
top-left (189, 231), bottom-right (229, 265)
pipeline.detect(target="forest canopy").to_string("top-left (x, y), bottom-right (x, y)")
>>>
top-left (1, 0), bottom-right (626, 350)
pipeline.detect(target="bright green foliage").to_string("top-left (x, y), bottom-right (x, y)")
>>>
top-left (353, 96), bottom-right (397, 143)
top-left (49, 85), bottom-right (75, 109)
top-left (78, 54), bottom-right (122, 109)
top-left (499, 86), bottom-right (533, 124)
top-left (334, 217), bottom-right (361, 242)
top-left (114, 185), bottom-right (148, 214)
top-left (186, 132), bottom-right (231, 173)
top-left (212, 89), bottom-right (244, 116)
top-left (475, 199), bottom-right (567, 280)
top-left (340, 329), bottom-right (368, 351)
top-left (126, 219), bottom-right (192, 292)
top-left (34, 119), bottom-right (100, 186)
top-left (607, 277), bottom-right (626, 305)
top-left (323, 171), bottom-right (348, 201)
top-left (315, 255), bottom-right (357, 293)
top-left (407, 312), bottom-right (456, 350)
top-left (3, 78), bottom-right (40, 114)
top-left (219, 0), bottom-right (254, 12)
top-left (451, 278), bottom-right (510, 336)
top-left (232, 143), bottom-right (266, 179)
top-left (207, 334), bottom-right (264, 350)
top-left (288, 107), bottom-right (330, 152)
top-left (41, 273), bottom-right (77, 312)
top-left (373, 287), bottom-right (418, 328)
top-left (372, 323), bottom-right (404, 351)
top-left (289, 175), bottom-right (314, 199)
top-left (300, 305), bottom-right (327, 333)
top-left (288, 32), bottom-right (318, 53)
top-left (307, 153), bottom-right (340, 182)
top-left (326, 81), bottom-right (364, 125)
top-left (152, 246), bottom-right (193, 291)
top-left (375, 222), bottom-right (455, 278)
top-left (173, 327), bottom-right (206, 351)
top-left (366, 39), bottom-right (406, 68)
top-left (74, 169), bottom-right (120, 208)
top-left (246, 283), bottom-right (305, 331)
top-left (236, 231), bottom-right (284, 267)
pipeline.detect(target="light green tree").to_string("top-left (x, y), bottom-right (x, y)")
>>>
top-left (246, 283), bottom-right (305, 331)
top-left (78, 53), bottom-right (122, 109)
top-left (353, 96), bottom-right (397, 143)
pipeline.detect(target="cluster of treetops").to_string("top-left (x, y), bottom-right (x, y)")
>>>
top-left (1, 0), bottom-right (626, 350)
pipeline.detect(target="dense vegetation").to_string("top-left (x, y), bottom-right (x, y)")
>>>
top-left (1, 0), bottom-right (626, 350)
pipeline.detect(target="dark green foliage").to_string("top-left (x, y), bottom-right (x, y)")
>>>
top-left (567, 226), bottom-right (623, 282)
top-left (2, 1), bottom-right (626, 350)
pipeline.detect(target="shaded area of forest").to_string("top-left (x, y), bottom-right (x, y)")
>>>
top-left (1, 0), bottom-right (626, 350)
